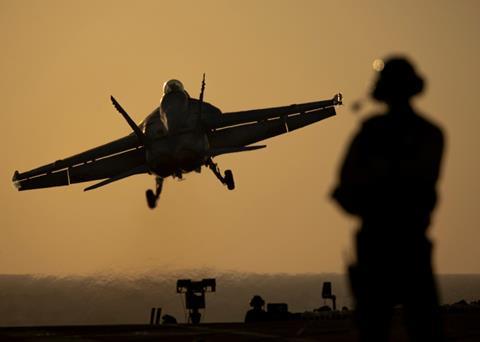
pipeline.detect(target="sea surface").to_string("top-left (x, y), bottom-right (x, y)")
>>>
top-left (1, 272), bottom-right (479, 326)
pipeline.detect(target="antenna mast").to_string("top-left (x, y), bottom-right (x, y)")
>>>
top-left (198, 73), bottom-right (206, 116)
top-left (199, 73), bottom-right (206, 102)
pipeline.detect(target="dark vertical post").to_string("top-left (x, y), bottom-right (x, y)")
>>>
top-left (322, 282), bottom-right (332, 298)
top-left (155, 307), bottom-right (162, 325)
top-left (150, 307), bottom-right (155, 325)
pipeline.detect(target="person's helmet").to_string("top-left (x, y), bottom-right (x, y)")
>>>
top-left (250, 295), bottom-right (265, 308)
top-left (163, 79), bottom-right (185, 95)
top-left (371, 56), bottom-right (424, 102)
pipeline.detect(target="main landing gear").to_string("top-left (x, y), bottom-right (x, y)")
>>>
top-left (146, 176), bottom-right (163, 209)
top-left (207, 158), bottom-right (235, 190)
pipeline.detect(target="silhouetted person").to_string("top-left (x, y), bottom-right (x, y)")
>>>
top-left (245, 295), bottom-right (268, 323)
top-left (332, 56), bottom-right (445, 341)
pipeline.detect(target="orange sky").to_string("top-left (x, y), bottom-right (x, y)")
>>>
top-left (1, 0), bottom-right (479, 275)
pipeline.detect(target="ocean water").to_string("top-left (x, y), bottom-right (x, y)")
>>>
top-left (0, 272), bottom-right (479, 326)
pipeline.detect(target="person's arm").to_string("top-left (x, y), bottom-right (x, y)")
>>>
top-left (332, 127), bottom-right (369, 215)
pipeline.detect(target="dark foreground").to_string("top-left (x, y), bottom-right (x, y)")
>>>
top-left (2, 312), bottom-right (480, 341)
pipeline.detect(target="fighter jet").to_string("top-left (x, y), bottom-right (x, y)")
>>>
top-left (12, 77), bottom-right (342, 208)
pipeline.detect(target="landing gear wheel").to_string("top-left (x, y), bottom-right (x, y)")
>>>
top-left (224, 170), bottom-right (235, 190)
top-left (146, 189), bottom-right (157, 209)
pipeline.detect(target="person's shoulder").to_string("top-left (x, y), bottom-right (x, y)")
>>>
top-left (362, 113), bottom-right (386, 124)
top-left (414, 113), bottom-right (444, 140)
top-left (359, 113), bottom-right (387, 131)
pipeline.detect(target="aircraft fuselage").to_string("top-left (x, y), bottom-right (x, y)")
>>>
top-left (144, 90), bottom-right (209, 177)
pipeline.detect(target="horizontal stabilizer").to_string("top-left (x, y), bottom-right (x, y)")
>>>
top-left (207, 145), bottom-right (266, 157)
top-left (84, 164), bottom-right (148, 191)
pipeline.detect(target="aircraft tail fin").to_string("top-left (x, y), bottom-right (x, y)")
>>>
top-left (110, 96), bottom-right (148, 146)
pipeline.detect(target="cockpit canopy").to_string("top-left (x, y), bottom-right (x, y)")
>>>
top-left (163, 79), bottom-right (185, 95)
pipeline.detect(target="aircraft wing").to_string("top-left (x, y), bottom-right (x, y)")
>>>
top-left (208, 94), bottom-right (341, 149)
top-left (205, 94), bottom-right (341, 129)
top-left (12, 134), bottom-right (147, 191)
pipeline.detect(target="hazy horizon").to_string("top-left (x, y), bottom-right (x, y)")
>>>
top-left (1, 271), bottom-right (479, 326)
top-left (2, 268), bottom-right (480, 278)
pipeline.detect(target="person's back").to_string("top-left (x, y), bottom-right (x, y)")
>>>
top-left (245, 307), bottom-right (268, 323)
top-left (342, 108), bottom-right (443, 227)
top-left (333, 57), bottom-right (445, 341)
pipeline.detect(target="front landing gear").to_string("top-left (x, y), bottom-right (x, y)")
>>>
top-left (207, 158), bottom-right (235, 190)
top-left (146, 176), bottom-right (163, 209)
